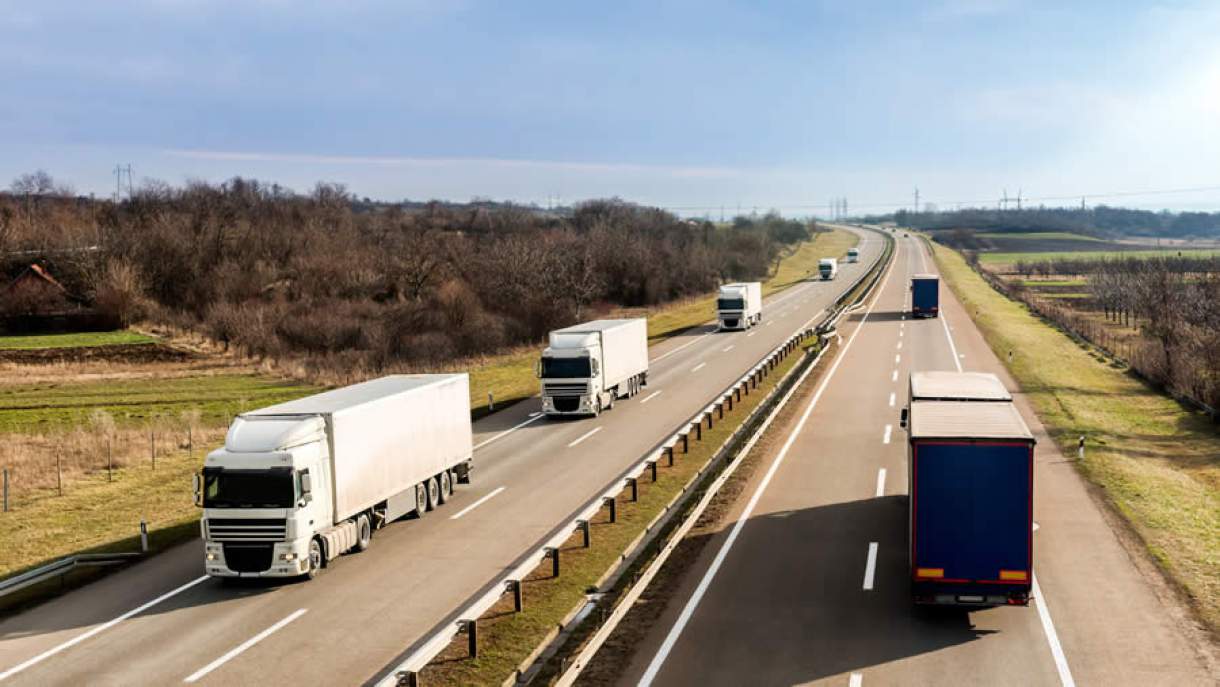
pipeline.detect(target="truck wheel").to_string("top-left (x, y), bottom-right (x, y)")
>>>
top-left (306, 538), bottom-right (324, 579)
top-left (439, 470), bottom-right (453, 503)
top-left (354, 514), bottom-right (372, 552)
top-left (427, 477), bottom-right (440, 510)
top-left (605, 391), bottom-right (615, 410)
top-left (413, 483), bottom-right (428, 518)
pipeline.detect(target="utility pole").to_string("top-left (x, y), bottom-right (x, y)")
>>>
top-left (1016, 188), bottom-right (1023, 211)
top-left (914, 187), bottom-right (920, 214)
top-left (113, 164), bottom-right (133, 202)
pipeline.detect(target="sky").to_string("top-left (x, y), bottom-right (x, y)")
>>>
top-left (3, 0), bottom-right (1220, 215)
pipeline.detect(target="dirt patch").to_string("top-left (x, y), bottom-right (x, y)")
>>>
top-left (0, 343), bottom-right (195, 365)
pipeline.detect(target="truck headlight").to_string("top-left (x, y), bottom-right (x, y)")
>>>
top-left (280, 553), bottom-right (297, 561)
top-left (206, 552), bottom-right (218, 561)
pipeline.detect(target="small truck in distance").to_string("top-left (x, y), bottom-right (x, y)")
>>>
top-left (911, 274), bottom-right (939, 318)
top-left (717, 282), bottom-right (762, 331)
top-left (539, 319), bottom-right (649, 417)
top-left (846, 247), bottom-right (859, 263)
top-left (905, 398), bottom-right (1035, 606)
top-left (196, 374), bottom-right (474, 579)
top-left (818, 258), bottom-right (838, 280)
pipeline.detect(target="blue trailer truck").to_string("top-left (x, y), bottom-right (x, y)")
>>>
top-left (906, 399), bottom-right (1035, 606)
top-left (911, 274), bottom-right (939, 318)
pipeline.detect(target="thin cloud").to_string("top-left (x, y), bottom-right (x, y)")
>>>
top-left (163, 149), bottom-right (742, 180)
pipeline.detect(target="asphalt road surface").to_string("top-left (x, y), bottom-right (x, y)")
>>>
top-left (613, 234), bottom-right (1213, 686)
top-left (0, 226), bottom-right (880, 686)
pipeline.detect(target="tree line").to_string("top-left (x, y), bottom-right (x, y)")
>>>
top-left (1, 173), bottom-right (816, 371)
top-left (868, 206), bottom-right (1220, 239)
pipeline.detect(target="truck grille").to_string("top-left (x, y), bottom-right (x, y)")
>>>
top-left (553, 397), bottom-right (582, 412)
top-left (207, 518), bottom-right (287, 543)
top-left (544, 382), bottom-right (588, 396)
top-left (222, 543), bottom-right (274, 573)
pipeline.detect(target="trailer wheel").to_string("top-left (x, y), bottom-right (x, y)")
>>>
top-left (306, 538), bottom-right (324, 579)
top-left (354, 514), bottom-right (372, 552)
top-left (412, 483), bottom-right (428, 518)
top-left (439, 470), bottom-right (453, 503)
top-left (426, 477), bottom-right (440, 511)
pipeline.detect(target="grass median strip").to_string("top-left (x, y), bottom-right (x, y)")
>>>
top-left (934, 241), bottom-right (1220, 634)
top-left (416, 340), bottom-right (811, 686)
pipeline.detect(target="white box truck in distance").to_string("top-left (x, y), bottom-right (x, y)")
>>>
top-left (717, 282), bottom-right (762, 330)
top-left (539, 318), bottom-right (648, 417)
top-left (847, 247), bottom-right (859, 263)
top-left (819, 258), bottom-right (838, 280)
top-left (195, 374), bottom-right (473, 579)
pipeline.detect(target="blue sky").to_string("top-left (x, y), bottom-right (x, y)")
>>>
top-left (3, 0), bottom-right (1219, 214)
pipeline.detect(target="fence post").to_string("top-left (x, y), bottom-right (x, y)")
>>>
top-left (107, 438), bottom-right (114, 483)
top-left (2, 468), bottom-right (8, 512)
top-left (56, 448), bottom-right (63, 497)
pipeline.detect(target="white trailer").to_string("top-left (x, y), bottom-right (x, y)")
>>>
top-left (540, 318), bottom-right (649, 417)
top-left (195, 374), bottom-right (473, 579)
top-left (717, 282), bottom-right (763, 331)
top-left (819, 258), bottom-right (838, 280)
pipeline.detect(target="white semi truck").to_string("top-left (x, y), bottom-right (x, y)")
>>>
top-left (717, 282), bottom-right (762, 331)
top-left (846, 247), bottom-right (860, 263)
top-left (539, 318), bottom-right (649, 417)
top-left (819, 258), bottom-right (838, 280)
top-left (195, 374), bottom-right (473, 579)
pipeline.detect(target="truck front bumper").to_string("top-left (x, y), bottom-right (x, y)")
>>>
top-left (542, 394), bottom-right (598, 416)
top-left (204, 538), bottom-right (311, 577)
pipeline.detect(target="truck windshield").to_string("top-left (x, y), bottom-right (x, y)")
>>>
top-left (202, 467), bottom-right (295, 508)
top-left (541, 356), bottom-right (591, 378)
top-left (717, 298), bottom-right (745, 310)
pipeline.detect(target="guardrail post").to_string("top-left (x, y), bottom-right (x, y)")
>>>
top-left (578, 519), bottom-right (591, 547)
top-left (716, 401), bottom-right (725, 419)
top-left (546, 546), bottom-right (560, 577)
top-left (706, 411), bottom-right (714, 430)
top-left (680, 434), bottom-right (688, 454)
top-left (726, 394), bottom-right (733, 411)
top-left (734, 386), bottom-right (742, 402)
top-left (395, 670), bottom-right (420, 687)
top-left (626, 477), bottom-right (638, 502)
top-left (646, 459), bottom-right (658, 482)
top-left (604, 496), bottom-right (617, 523)
top-left (508, 579), bottom-right (523, 612)
top-left (465, 619), bottom-right (478, 658)
top-left (692, 421), bottom-right (702, 441)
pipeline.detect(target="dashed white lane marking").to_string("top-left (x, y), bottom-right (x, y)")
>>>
top-left (184, 609), bottom-right (308, 683)
top-left (875, 468), bottom-right (887, 497)
top-left (895, 354), bottom-right (901, 365)
top-left (883, 424), bottom-right (893, 444)
top-left (449, 486), bottom-right (506, 520)
top-left (640, 390), bottom-right (663, 404)
top-left (722, 345), bottom-right (735, 352)
top-left (888, 392), bottom-right (896, 407)
top-left (891, 370), bottom-right (898, 382)
top-left (0, 575), bottom-right (210, 681)
top-left (863, 543), bottom-right (879, 590)
top-left (567, 426), bottom-right (602, 448)
top-left (897, 340), bottom-right (903, 350)
top-left (472, 413), bottom-right (545, 450)
top-left (747, 331), bottom-right (757, 337)
top-left (691, 362), bottom-right (707, 373)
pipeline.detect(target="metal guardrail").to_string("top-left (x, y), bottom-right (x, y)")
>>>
top-left (374, 226), bottom-right (895, 687)
top-left (0, 553), bottom-right (144, 600)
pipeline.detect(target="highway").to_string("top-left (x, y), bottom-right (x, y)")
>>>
top-left (0, 227), bottom-right (881, 686)
top-left (611, 235), bottom-right (1214, 686)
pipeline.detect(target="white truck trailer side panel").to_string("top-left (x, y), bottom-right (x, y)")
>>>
top-left (598, 318), bottom-right (649, 389)
top-left (740, 282), bottom-right (763, 318)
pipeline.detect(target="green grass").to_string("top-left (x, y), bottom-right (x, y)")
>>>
top-left (1019, 279), bottom-right (1088, 287)
top-left (0, 374), bottom-right (321, 433)
top-left (935, 242), bottom-right (1220, 633)
top-left (979, 248), bottom-right (1220, 264)
top-left (0, 330), bottom-right (156, 350)
top-left (422, 338), bottom-right (811, 685)
top-left (464, 227), bottom-right (858, 417)
top-left (975, 231), bottom-right (1107, 242)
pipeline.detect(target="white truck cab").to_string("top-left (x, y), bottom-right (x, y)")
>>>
top-left (818, 258), bottom-right (838, 280)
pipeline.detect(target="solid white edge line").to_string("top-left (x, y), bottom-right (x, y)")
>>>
top-left (567, 426), bottom-right (602, 448)
top-left (690, 362), bottom-right (706, 373)
top-left (875, 468), bottom-right (887, 498)
top-left (183, 608), bottom-right (307, 683)
top-left (863, 542), bottom-right (879, 590)
top-left (0, 575), bottom-right (210, 682)
top-left (640, 390), bottom-right (663, 404)
top-left (472, 413), bottom-right (545, 451)
top-left (933, 255), bottom-right (1075, 687)
top-left (449, 486), bottom-right (506, 520)
top-left (638, 233), bottom-right (897, 687)
top-left (882, 424), bottom-right (892, 444)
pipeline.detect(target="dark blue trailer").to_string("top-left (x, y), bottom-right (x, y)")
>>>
top-left (911, 274), bottom-right (939, 318)
top-left (908, 400), bottom-right (1034, 606)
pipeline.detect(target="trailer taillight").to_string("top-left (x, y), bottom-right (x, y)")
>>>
top-left (999, 570), bottom-right (1028, 582)
top-left (915, 568), bottom-right (944, 579)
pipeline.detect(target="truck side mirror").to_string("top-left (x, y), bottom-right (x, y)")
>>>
top-left (591, 359), bottom-right (600, 376)
top-left (900, 408), bottom-right (909, 429)
top-left (300, 471), bottom-right (312, 495)
top-left (192, 473), bottom-right (202, 507)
